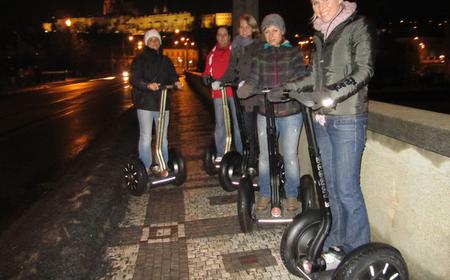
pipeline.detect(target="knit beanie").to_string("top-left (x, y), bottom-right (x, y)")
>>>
top-left (144, 29), bottom-right (162, 45)
top-left (261, 13), bottom-right (286, 34)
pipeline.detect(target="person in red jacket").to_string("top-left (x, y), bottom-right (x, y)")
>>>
top-left (203, 26), bottom-right (242, 162)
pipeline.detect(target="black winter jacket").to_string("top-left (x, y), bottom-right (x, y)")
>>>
top-left (220, 40), bottom-right (264, 112)
top-left (130, 47), bottom-right (179, 111)
top-left (290, 12), bottom-right (377, 115)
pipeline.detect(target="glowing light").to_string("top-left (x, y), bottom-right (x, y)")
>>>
top-left (128, 35), bottom-right (134, 41)
top-left (65, 19), bottom-right (72, 27)
top-left (175, 29), bottom-right (180, 34)
top-left (413, 36), bottom-right (419, 40)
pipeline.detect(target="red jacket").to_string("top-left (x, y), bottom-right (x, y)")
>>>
top-left (203, 43), bottom-right (233, 98)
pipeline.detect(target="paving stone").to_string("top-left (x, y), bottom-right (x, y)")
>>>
top-left (101, 82), bottom-right (299, 280)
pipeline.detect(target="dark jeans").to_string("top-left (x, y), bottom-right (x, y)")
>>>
top-left (315, 113), bottom-right (370, 253)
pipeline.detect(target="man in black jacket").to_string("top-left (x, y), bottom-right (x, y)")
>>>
top-left (130, 29), bottom-right (182, 176)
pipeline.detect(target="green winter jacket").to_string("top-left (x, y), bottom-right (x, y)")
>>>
top-left (292, 12), bottom-right (377, 115)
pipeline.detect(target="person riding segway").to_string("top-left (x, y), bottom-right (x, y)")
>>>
top-left (235, 87), bottom-right (316, 233)
top-left (124, 85), bottom-right (187, 196)
top-left (123, 29), bottom-right (186, 196)
top-left (273, 89), bottom-right (408, 279)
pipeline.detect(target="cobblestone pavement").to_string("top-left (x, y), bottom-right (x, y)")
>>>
top-left (100, 81), bottom-right (299, 280)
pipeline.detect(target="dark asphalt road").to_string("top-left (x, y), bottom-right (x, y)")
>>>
top-left (0, 76), bottom-right (133, 233)
top-left (0, 77), bottom-right (215, 279)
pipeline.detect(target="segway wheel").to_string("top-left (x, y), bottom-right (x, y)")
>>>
top-left (271, 154), bottom-right (285, 198)
top-left (237, 178), bottom-right (254, 233)
top-left (169, 149), bottom-right (187, 186)
top-left (204, 142), bottom-right (218, 175)
top-left (123, 158), bottom-right (148, 196)
top-left (333, 242), bottom-right (409, 280)
top-left (280, 210), bottom-right (322, 277)
top-left (300, 174), bottom-right (317, 212)
top-left (219, 151), bottom-right (242, 192)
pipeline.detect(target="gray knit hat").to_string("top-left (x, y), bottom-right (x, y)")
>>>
top-left (261, 13), bottom-right (286, 34)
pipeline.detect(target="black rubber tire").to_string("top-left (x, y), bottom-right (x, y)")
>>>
top-left (169, 149), bottom-right (187, 186)
top-left (333, 242), bottom-right (409, 280)
top-left (300, 174), bottom-right (317, 212)
top-left (219, 151), bottom-right (242, 192)
top-left (204, 142), bottom-right (217, 175)
top-left (123, 158), bottom-right (148, 196)
top-left (237, 178), bottom-right (254, 233)
top-left (271, 154), bottom-right (285, 198)
top-left (280, 210), bottom-right (322, 276)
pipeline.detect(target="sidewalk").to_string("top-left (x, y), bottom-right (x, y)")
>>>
top-left (0, 82), bottom-right (298, 279)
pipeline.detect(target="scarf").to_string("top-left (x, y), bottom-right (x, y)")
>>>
top-left (263, 40), bottom-right (292, 49)
top-left (232, 35), bottom-right (254, 49)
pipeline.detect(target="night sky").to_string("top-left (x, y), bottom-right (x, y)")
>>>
top-left (2, 0), bottom-right (449, 32)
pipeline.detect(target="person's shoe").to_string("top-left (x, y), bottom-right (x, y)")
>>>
top-left (248, 167), bottom-right (257, 176)
top-left (256, 196), bottom-right (270, 211)
top-left (286, 197), bottom-right (300, 211)
top-left (321, 247), bottom-right (344, 271)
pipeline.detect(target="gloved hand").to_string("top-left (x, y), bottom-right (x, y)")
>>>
top-left (267, 87), bottom-right (289, 102)
top-left (284, 81), bottom-right (300, 92)
top-left (211, 81), bottom-right (222, 90)
top-left (174, 81), bottom-right (183, 89)
top-left (237, 83), bottom-right (254, 99)
top-left (293, 90), bottom-right (334, 110)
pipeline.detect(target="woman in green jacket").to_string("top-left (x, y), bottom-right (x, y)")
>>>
top-left (286, 0), bottom-right (377, 270)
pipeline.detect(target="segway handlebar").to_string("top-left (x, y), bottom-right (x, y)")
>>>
top-left (266, 88), bottom-right (317, 108)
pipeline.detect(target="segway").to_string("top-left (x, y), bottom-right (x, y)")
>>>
top-left (123, 85), bottom-right (187, 196)
top-left (218, 82), bottom-right (258, 192)
top-left (203, 81), bottom-right (234, 176)
top-left (236, 88), bottom-right (316, 233)
top-left (278, 92), bottom-right (409, 279)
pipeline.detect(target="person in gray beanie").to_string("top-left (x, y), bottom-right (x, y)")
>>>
top-left (237, 13), bottom-right (307, 212)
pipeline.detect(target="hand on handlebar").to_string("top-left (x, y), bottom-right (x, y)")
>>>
top-left (147, 82), bottom-right (161, 91)
top-left (174, 81), bottom-right (183, 89)
top-left (211, 81), bottom-right (221, 90)
top-left (266, 87), bottom-right (290, 102)
top-left (292, 90), bottom-right (334, 110)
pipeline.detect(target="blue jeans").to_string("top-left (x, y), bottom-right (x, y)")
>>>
top-left (137, 109), bottom-right (169, 169)
top-left (214, 97), bottom-right (243, 156)
top-left (314, 113), bottom-right (370, 253)
top-left (257, 113), bottom-right (302, 198)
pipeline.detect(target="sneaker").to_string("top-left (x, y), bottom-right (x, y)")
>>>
top-left (321, 247), bottom-right (344, 271)
top-left (286, 197), bottom-right (300, 211)
top-left (248, 167), bottom-right (257, 176)
top-left (214, 156), bottom-right (222, 164)
top-left (256, 196), bottom-right (270, 211)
